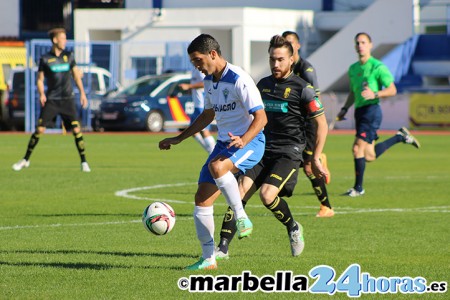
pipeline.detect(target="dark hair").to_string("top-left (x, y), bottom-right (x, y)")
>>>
top-left (48, 28), bottom-right (66, 42)
top-left (269, 35), bottom-right (293, 56)
top-left (282, 30), bottom-right (300, 43)
top-left (187, 34), bottom-right (222, 56)
top-left (354, 32), bottom-right (372, 42)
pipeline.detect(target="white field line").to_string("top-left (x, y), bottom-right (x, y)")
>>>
top-left (1, 182), bottom-right (448, 231)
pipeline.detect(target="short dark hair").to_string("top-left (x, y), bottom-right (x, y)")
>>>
top-left (282, 30), bottom-right (300, 43)
top-left (187, 34), bottom-right (222, 56)
top-left (269, 35), bottom-right (293, 56)
top-left (355, 32), bottom-right (372, 42)
top-left (48, 28), bottom-right (66, 42)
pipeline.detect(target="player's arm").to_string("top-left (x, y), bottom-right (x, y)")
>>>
top-left (311, 113), bottom-right (328, 178)
top-left (228, 108), bottom-right (267, 149)
top-left (337, 91), bottom-right (355, 120)
top-left (71, 66), bottom-right (88, 109)
top-left (159, 108), bottom-right (215, 150)
top-left (37, 71), bottom-right (46, 107)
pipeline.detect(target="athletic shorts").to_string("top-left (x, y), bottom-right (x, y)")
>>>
top-left (198, 132), bottom-right (266, 184)
top-left (354, 104), bottom-right (382, 143)
top-left (245, 154), bottom-right (301, 198)
top-left (302, 119), bottom-right (315, 162)
top-left (38, 99), bottom-right (79, 129)
top-left (190, 107), bottom-right (211, 130)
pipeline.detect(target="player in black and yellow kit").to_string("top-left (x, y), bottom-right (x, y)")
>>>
top-left (12, 28), bottom-right (91, 172)
top-left (216, 35), bottom-right (328, 258)
top-left (282, 31), bottom-right (334, 218)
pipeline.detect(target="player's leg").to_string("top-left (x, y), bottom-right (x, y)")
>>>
top-left (259, 157), bottom-right (305, 256)
top-left (200, 127), bottom-right (216, 154)
top-left (62, 100), bottom-right (90, 172)
top-left (187, 181), bottom-right (221, 270)
top-left (210, 135), bottom-right (265, 239)
top-left (303, 156), bottom-right (334, 217)
top-left (12, 101), bottom-right (56, 171)
top-left (216, 170), bottom-right (260, 260)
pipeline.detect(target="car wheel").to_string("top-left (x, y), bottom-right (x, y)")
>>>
top-left (145, 111), bottom-right (164, 132)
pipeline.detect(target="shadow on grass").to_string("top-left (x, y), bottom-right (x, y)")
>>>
top-left (0, 260), bottom-right (184, 270)
top-left (0, 249), bottom-right (197, 258)
top-left (29, 213), bottom-right (139, 217)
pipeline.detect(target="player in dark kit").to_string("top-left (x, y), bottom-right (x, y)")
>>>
top-left (282, 31), bottom-right (334, 218)
top-left (216, 35), bottom-right (328, 259)
top-left (12, 28), bottom-right (91, 172)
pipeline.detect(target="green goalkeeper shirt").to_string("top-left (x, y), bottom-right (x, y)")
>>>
top-left (348, 56), bottom-right (394, 109)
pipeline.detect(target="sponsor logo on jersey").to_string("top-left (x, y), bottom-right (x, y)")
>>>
top-left (47, 58), bottom-right (56, 63)
top-left (262, 88), bottom-right (271, 93)
top-left (283, 87), bottom-right (291, 99)
top-left (264, 100), bottom-right (288, 113)
top-left (213, 101), bottom-right (237, 112)
top-left (306, 67), bottom-right (314, 72)
top-left (50, 63), bottom-right (70, 73)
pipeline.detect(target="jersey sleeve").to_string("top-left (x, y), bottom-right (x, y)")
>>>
top-left (302, 65), bottom-right (321, 95)
top-left (377, 64), bottom-right (394, 88)
top-left (203, 79), bottom-right (212, 110)
top-left (236, 74), bottom-right (264, 114)
top-left (302, 85), bottom-right (324, 119)
top-left (38, 57), bottom-right (45, 72)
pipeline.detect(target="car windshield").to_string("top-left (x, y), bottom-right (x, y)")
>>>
top-left (116, 76), bottom-right (169, 97)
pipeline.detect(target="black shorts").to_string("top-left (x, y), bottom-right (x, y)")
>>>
top-left (245, 155), bottom-right (301, 198)
top-left (302, 120), bottom-right (316, 162)
top-left (38, 99), bottom-right (79, 129)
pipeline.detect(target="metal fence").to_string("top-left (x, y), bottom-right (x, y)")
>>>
top-left (24, 39), bottom-right (191, 132)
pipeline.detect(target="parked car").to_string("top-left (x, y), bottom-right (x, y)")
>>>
top-left (97, 73), bottom-right (195, 132)
top-left (6, 66), bottom-right (119, 131)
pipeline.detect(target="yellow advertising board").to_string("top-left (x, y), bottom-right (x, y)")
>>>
top-left (409, 93), bottom-right (450, 128)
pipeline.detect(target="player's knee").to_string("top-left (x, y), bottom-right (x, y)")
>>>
top-left (208, 159), bottom-right (228, 178)
top-left (36, 127), bottom-right (45, 135)
top-left (71, 121), bottom-right (81, 133)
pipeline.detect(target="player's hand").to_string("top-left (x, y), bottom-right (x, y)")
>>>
top-left (227, 132), bottom-right (244, 149)
top-left (159, 137), bottom-right (181, 150)
top-left (39, 95), bottom-right (47, 107)
top-left (80, 94), bottom-right (88, 109)
top-left (178, 83), bottom-right (190, 91)
top-left (361, 88), bottom-right (376, 100)
top-left (336, 108), bottom-right (347, 121)
top-left (312, 157), bottom-right (328, 180)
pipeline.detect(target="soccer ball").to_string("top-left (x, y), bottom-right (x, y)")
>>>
top-left (142, 202), bottom-right (176, 235)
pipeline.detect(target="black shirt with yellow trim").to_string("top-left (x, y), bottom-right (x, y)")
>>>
top-left (257, 72), bottom-right (323, 159)
top-left (38, 50), bottom-right (76, 100)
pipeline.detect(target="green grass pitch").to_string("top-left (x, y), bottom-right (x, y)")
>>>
top-left (0, 131), bottom-right (448, 299)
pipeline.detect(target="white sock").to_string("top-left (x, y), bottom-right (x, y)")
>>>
top-left (193, 133), bottom-right (206, 148)
top-left (214, 171), bottom-right (248, 219)
top-left (203, 135), bottom-right (216, 154)
top-left (193, 205), bottom-right (215, 261)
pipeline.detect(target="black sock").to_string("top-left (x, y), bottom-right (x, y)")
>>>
top-left (218, 201), bottom-right (247, 253)
top-left (354, 157), bottom-right (365, 192)
top-left (73, 132), bottom-right (87, 163)
top-left (24, 132), bottom-right (41, 160)
top-left (308, 174), bottom-right (331, 208)
top-left (375, 134), bottom-right (403, 158)
top-left (265, 196), bottom-right (296, 231)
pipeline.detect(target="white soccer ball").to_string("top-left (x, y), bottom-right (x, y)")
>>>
top-left (142, 202), bottom-right (176, 235)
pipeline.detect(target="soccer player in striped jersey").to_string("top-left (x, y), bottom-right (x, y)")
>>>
top-left (159, 34), bottom-right (267, 270)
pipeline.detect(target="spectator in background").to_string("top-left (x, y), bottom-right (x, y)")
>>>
top-left (336, 32), bottom-right (420, 197)
top-left (179, 68), bottom-right (216, 154)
